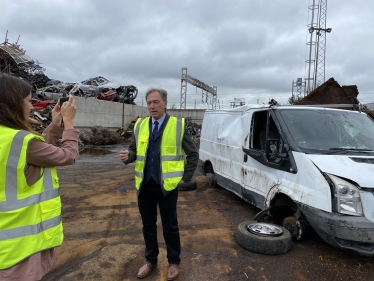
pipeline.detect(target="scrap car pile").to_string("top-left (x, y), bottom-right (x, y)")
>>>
top-left (36, 77), bottom-right (138, 105)
top-left (0, 36), bottom-right (138, 105)
top-left (0, 34), bottom-right (139, 144)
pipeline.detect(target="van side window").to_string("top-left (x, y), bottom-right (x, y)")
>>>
top-left (267, 117), bottom-right (283, 163)
top-left (251, 111), bottom-right (283, 163)
top-left (251, 111), bottom-right (267, 150)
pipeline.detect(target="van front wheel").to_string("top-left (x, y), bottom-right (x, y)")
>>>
top-left (282, 216), bottom-right (306, 241)
top-left (235, 221), bottom-right (292, 255)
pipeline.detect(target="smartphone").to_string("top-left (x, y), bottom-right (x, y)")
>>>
top-left (60, 97), bottom-right (69, 106)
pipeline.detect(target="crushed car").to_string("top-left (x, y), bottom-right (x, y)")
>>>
top-left (30, 97), bottom-right (52, 110)
top-left (67, 76), bottom-right (138, 104)
top-left (35, 85), bottom-right (65, 100)
top-left (95, 89), bottom-right (119, 102)
top-left (78, 76), bottom-right (122, 94)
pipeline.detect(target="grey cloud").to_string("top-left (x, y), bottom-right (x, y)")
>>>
top-left (1, 0), bottom-right (373, 108)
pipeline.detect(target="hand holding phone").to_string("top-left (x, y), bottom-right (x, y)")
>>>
top-left (60, 97), bottom-right (69, 106)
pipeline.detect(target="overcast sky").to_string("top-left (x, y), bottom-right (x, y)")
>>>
top-left (2, 0), bottom-right (373, 108)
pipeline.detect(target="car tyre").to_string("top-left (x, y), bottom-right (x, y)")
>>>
top-left (178, 180), bottom-right (197, 191)
top-left (206, 173), bottom-right (218, 188)
top-left (235, 221), bottom-right (292, 255)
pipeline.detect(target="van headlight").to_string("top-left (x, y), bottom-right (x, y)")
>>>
top-left (328, 174), bottom-right (363, 216)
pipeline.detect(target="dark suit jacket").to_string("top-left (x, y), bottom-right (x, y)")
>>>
top-left (125, 114), bottom-right (199, 183)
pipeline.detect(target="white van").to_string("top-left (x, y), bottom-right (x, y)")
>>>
top-left (198, 103), bottom-right (374, 256)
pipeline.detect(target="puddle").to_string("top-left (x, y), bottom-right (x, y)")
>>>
top-left (80, 148), bottom-right (114, 156)
top-left (76, 144), bottom-right (128, 164)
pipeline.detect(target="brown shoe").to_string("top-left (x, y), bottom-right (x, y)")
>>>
top-left (137, 262), bottom-right (157, 279)
top-left (167, 264), bottom-right (179, 281)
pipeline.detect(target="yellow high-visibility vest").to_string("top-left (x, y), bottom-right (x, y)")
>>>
top-left (134, 116), bottom-right (185, 192)
top-left (0, 125), bottom-right (63, 270)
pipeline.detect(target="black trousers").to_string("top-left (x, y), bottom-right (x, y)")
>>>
top-left (137, 179), bottom-right (181, 265)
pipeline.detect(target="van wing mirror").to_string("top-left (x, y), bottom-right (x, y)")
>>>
top-left (266, 138), bottom-right (287, 159)
top-left (242, 145), bottom-right (296, 173)
top-left (242, 147), bottom-right (263, 158)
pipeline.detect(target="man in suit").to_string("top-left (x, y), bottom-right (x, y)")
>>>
top-left (119, 88), bottom-right (198, 280)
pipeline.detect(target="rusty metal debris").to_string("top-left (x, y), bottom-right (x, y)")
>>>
top-left (0, 32), bottom-right (49, 89)
top-left (116, 116), bottom-right (141, 143)
top-left (120, 85), bottom-right (138, 104)
top-left (29, 108), bottom-right (52, 133)
top-left (186, 117), bottom-right (201, 148)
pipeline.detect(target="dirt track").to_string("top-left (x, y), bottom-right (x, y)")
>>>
top-left (42, 145), bottom-right (374, 281)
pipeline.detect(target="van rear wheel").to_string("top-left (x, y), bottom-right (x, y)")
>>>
top-left (235, 221), bottom-right (292, 255)
top-left (178, 180), bottom-right (197, 191)
top-left (206, 173), bottom-right (217, 188)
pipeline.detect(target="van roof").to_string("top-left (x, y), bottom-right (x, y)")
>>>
top-left (205, 103), bottom-right (359, 113)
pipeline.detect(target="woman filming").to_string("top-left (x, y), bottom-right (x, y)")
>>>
top-left (0, 74), bottom-right (79, 280)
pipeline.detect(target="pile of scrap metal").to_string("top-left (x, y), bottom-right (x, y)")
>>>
top-left (185, 117), bottom-right (201, 148)
top-left (28, 108), bottom-right (51, 133)
top-left (120, 85), bottom-right (138, 104)
top-left (1, 32), bottom-right (138, 105)
top-left (75, 76), bottom-right (138, 104)
top-left (35, 77), bottom-right (138, 105)
top-left (116, 116), bottom-right (141, 143)
top-left (0, 34), bottom-right (49, 89)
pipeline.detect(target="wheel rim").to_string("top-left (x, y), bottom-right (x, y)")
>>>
top-left (247, 222), bottom-right (283, 237)
top-left (283, 216), bottom-right (305, 240)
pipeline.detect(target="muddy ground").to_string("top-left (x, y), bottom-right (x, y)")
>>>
top-left (42, 144), bottom-right (374, 281)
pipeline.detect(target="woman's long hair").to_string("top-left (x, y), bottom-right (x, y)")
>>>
top-left (0, 74), bottom-right (34, 131)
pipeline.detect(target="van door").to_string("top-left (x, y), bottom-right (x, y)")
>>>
top-left (241, 110), bottom-right (286, 210)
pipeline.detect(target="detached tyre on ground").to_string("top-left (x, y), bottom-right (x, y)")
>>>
top-left (235, 221), bottom-right (292, 255)
top-left (178, 180), bottom-right (197, 191)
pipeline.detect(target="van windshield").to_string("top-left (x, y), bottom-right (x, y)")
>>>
top-left (279, 109), bottom-right (374, 154)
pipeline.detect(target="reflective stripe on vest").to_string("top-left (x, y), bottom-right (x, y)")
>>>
top-left (0, 126), bottom-right (63, 270)
top-left (134, 116), bottom-right (185, 192)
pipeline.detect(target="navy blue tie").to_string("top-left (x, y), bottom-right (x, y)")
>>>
top-left (152, 121), bottom-right (159, 139)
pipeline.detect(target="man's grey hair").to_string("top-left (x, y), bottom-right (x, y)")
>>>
top-left (145, 88), bottom-right (167, 102)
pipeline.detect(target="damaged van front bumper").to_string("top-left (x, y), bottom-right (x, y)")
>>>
top-left (298, 203), bottom-right (374, 256)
